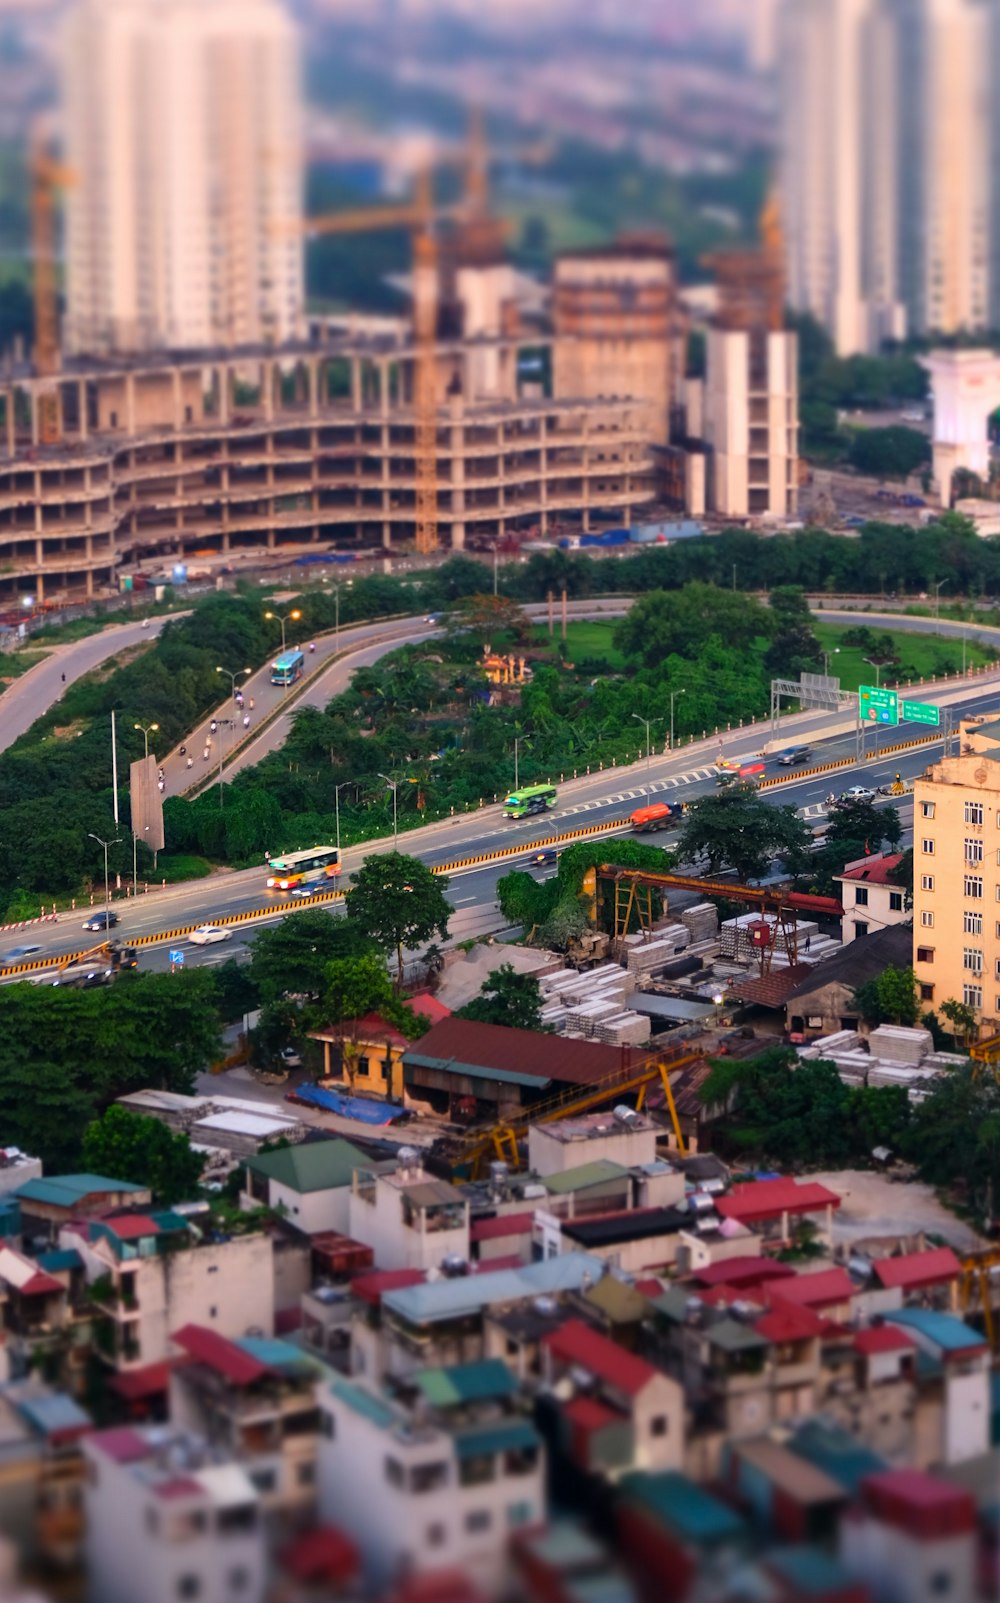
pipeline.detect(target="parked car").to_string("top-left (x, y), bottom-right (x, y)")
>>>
top-left (188, 925), bottom-right (233, 945)
top-left (278, 1045), bottom-right (302, 1069)
top-left (82, 911), bottom-right (119, 932)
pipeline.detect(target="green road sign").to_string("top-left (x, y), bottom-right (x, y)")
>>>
top-left (859, 685), bottom-right (899, 726)
top-left (902, 700), bottom-right (940, 727)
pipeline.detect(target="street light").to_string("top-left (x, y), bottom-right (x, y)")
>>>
top-left (933, 578), bottom-right (949, 620)
top-left (821, 647), bottom-right (841, 676)
top-left (88, 832), bottom-right (121, 924)
top-left (133, 721), bottom-right (159, 760)
top-left (216, 665), bottom-right (252, 698)
top-left (333, 781), bottom-right (347, 856)
top-left (669, 689), bottom-right (686, 752)
top-left (132, 824), bottom-right (151, 896)
top-left (862, 657), bottom-right (883, 688)
top-left (264, 608), bottom-right (302, 652)
top-left (631, 713), bottom-right (661, 771)
top-left (514, 735), bottom-right (521, 791)
top-left (378, 772), bottom-right (399, 847)
top-left (215, 718), bottom-right (235, 809)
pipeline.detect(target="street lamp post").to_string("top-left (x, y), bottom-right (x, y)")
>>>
top-left (333, 781), bottom-right (347, 856)
top-left (378, 773), bottom-right (399, 847)
top-left (264, 608), bottom-right (302, 652)
top-left (216, 718), bottom-right (235, 809)
top-left (133, 721), bottom-right (159, 760)
top-left (216, 665), bottom-right (252, 699)
top-left (934, 578), bottom-right (949, 620)
top-left (631, 713), bottom-right (660, 771)
top-left (821, 647), bottom-right (841, 676)
top-left (669, 689), bottom-right (686, 752)
top-left (88, 832), bottom-right (120, 924)
top-left (514, 736), bottom-right (520, 791)
top-left (863, 657), bottom-right (882, 688)
top-left (132, 825), bottom-right (151, 896)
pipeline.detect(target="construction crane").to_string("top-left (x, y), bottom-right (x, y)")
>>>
top-left (29, 127), bottom-right (73, 447)
top-left (967, 1031), bottom-right (1000, 1085)
top-left (958, 1250), bottom-right (1000, 1349)
top-left (588, 865), bottom-right (843, 970)
top-left (438, 1047), bottom-right (704, 1180)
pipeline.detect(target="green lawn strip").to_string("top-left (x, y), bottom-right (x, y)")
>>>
top-left (812, 621), bottom-right (994, 690)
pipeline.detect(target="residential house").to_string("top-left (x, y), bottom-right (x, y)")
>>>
top-left (63, 1210), bottom-right (276, 1374)
top-left (715, 1177), bottom-right (842, 1250)
top-left (0, 1382), bottom-right (91, 1571)
top-left (470, 1213), bottom-right (534, 1266)
top-left (241, 1138), bottom-right (369, 1235)
top-left (551, 1206), bottom-right (692, 1274)
top-left (818, 1326), bottom-right (919, 1463)
top-left (541, 1318), bottom-right (684, 1477)
top-left (0, 1246), bottom-right (70, 1380)
top-left (527, 1110), bottom-right (660, 1177)
top-left (401, 1018), bottom-right (625, 1119)
top-left (83, 1426), bottom-right (266, 1603)
top-left (169, 1324), bottom-right (321, 1531)
top-left (311, 1015), bottom-right (411, 1102)
top-left (615, 1470), bottom-right (748, 1603)
top-left (885, 1309), bottom-right (991, 1465)
top-left (14, 1174), bottom-right (151, 1247)
top-left (347, 1151), bottom-right (470, 1272)
top-left (784, 926), bottom-right (913, 1040)
top-left (315, 1360), bottom-right (545, 1596)
top-left (840, 1469), bottom-right (978, 1603)
top-left (834, 854), bottom-right (908, 945)
top-left (719, 1436), bottom-right (847, 1545)
top-left (870, 1247), bottom-right (962, 1311)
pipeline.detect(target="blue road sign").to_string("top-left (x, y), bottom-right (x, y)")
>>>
top-left (169, 949), bottom-right (184, 967)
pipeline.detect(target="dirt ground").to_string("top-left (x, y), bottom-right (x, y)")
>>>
top-left (809, 1169), bottom-right (986, 1253)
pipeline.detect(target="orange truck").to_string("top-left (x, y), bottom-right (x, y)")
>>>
top-left (629, 800), bottom-right (685, 834)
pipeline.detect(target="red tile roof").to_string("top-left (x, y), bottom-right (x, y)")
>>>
top-left (544, 1318), bottom-right (659, 1398)
top-left (90, 1427), bottom-right (150, 1465)
top-left (563, 1395), bottom-right (624, 1434)
top-left (280, 1525), bottom-right (360, 1585)
top-left (729, 964), bottom-right (816, 1009)
top-left (837, 854), bottom-right (904, 886)
top-left (755, 1298), bottom-right (826, 1344)
top-left (103, 1215), bottom-right (161, 1240)
top-left (171, 1324), bottom-right (269, 1386)
top-left (351, 1268), bottom-right (425, 1305)
top-left (407, 1016), bottom-right (626, 1086)
top-left (872, 1247), bottom-right (962, 1292)
top-left (108, 1361), bottom-right (174, 1401)
top-left (408, 992), bottom-right (451, 1024)
top-left (691, 1256), bottom-right (795, 1289)
top-left (768, 1268), bottom-right (854, 1309)
top-left (470, 1212), bottom-right (535, 1243)
top-left (634, 1277), bottom-right (666, 1299)
top-left (18, 1270), bottom-right (63, 1297)
top-left (854, 1326), bottom-right (917, 1356)
top-left (861, 1470), bottom-right (977, 1538)
top-left (716, 1178), bottom-right (841, 1224)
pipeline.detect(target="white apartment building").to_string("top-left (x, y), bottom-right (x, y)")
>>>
top-left (703, 325), bottom-right (798, 518)
top-left (347, 1151), bottom-right (470, 1273)
top-left (316, 1363), bottom-right (545, 1596)
top-left (779, 0), bottom-right (992, 353)
top-left (833, 853), bottom-right (909, 944)
top-left (83, 1426), bottom-right (265, 1603)
top-left (61, 0), bottom-right (303, 354)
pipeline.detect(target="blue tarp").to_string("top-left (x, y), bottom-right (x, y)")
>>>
top-left (289, 1084), bottom-right (406, 1125)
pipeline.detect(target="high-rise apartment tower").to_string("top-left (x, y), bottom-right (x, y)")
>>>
top-left (61, 0), bottom-right (303, 355)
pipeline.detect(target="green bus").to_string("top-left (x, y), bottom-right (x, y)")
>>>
top-left (502, 784), bottom-right (558, 819)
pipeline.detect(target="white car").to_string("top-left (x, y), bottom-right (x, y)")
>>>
top-left (188, 925), bottom-right (233, 946)
top-left (839, 786), bottom-right (876, 804)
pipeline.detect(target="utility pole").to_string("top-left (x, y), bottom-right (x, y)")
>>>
top-left (89, 832), bottom-right (120, 923)
top-left (379, 772), bottom-right (399, 847)
top-left (631, 714), bottom-right (659, 771)
top-left (669, 689), bottom-right (685, 752)
top-left (514, 736), bottom-right (520, 790)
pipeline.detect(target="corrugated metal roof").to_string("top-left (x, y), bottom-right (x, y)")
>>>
top-left (412, 1359), bottom-right (516, 1407)
top-left (16, 1391), bottom-right (92, 1439)
top-left (329, 1377), bottom-right (400, 1431)
top-left (236, 1337), bottom-right (316, 1375)
top-left (244, 1137), bottom-right (370, 1195)
top-left (716, 1178), bottom-right (841, 1223)
top-left (382, 1252), bottom-right (605, 1326)
top-left (454, 1419), bottom-right (539, 1459)
top-left (171, 1324), bottom-right (269, 1386)
top-left (887, 1307), bottom-right (988, 1354)
top-left (14, 1173), bottom-right (146, 1207)
top-left (704, 1318), bottom-right (769, 1354)
top-left (788, 1421), bottom-right (885, 1493)
top-left (404, 1018), bottom-right (625, 1087)
top-left (731, 1439), bottom-right (844, 1505)
top-left (541, 1160), bottom-right (629, 1195)
top-left (620, 1470), bottom-right (745, 1544)
top-left (873, 1246), bottom-right (962, 1291)
top-left (544, 1319), bottom-right (658, 1397)
top-left (765, 1546), bottom-right (859, 1596)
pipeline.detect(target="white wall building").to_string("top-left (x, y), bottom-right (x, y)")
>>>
top-left (316, 1363), bottom-right (545, 1596)
top-left (528, 1111), bottom-right (660, 1178)
top-left (61, 0), bottom-right (303, 355)
top-left (834, 853), bottom-right (909, 945)
top-left (83, 1427), bottom-right (265, 1603)
top-left (703, 326), bottom-right (798, 519)
top-left (347, 1153), bottom-right (470, 1273)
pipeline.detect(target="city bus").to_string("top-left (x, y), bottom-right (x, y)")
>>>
top-left (266, 845), bottom-right (341, 891)
top-left (502, 784), bottom-right (558, 819)
top-left (270, 649), bottom-right (306, 687)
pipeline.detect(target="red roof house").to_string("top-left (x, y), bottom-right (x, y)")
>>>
top-left (716, 1178), bottom-right (841, 1228)
top-left (543, 1319), bottom-right (660, 1399)
top-left (872, 1247), bottom-right (962, 1293)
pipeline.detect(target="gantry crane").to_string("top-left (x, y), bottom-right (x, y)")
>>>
top-left (29, 126), bottom-right (73, 447)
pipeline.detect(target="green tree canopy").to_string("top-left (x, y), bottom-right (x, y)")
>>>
top-left (457, 963), bottom-right (549, 1031)
top-left (346, 851), bottom-right (451, 986)
top-left (677, 785), bottom-right (812, 883)
top-left (852, 965), bottom-right (918, 1026)
top-left (613, 583), bottom-right (773, 671)
top-left (848, 425), bottom-right (931, 480)
top-left (82, 1106), bottom-right (203, 1204)
top-left (249, 911), bottom-right (373, 1006)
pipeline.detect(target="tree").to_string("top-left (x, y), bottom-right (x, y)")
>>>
top-left (614, 584), bottom-right (773, 671)
top-left (764, 586), bottom-right (822, 678)
top-left (458, 963), bottom-right (549, 1031)
top-left (902, 1066), bottom-right (1000, 1223)
top-left (939, 997), bottom-right (979, 1050)
top-left (451, 593), bottom-right (533, 645)
top-left (346, 851), bottom-right (451, 987)
top-left (848, 425), bottom-right (930, 480)
top-left (82, 1106), bottom-right (203, 1205)
top-left (677, 785), bottom-right (812, 883)
top-left (249, 912), bottom-right (373, 1006)
top-left (852, 965), bottom-right (918, 1027)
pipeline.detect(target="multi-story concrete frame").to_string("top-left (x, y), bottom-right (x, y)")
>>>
top-left (0, 336), bottom-right (656, 604)
top-left (912, 717), bottom-right (1000, 1034)
top-left (61, 0), bottom-right (302, 355)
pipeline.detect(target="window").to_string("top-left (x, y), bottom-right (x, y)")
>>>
top-left (920, 911), bottom-right (935, 928)
top-left (965, 876), bottom-right (984, 899)
top-left (854, 886), bottom-right (869, 906)
top-left (459, 1454), bottom-right (497, 1487)
top-left (920, 983), bottom-right (935, 1001)
top-left (917, 946), bottom-right (935, 963)
top-left (965, 911), bottom-right (984, 935)
top-left (650, 1416), bottom-right (668, 1437)
top-left (966, 839), bottom-right (984, 864)
top-left (248, 1468), bottom-right (276, 1494)
top-left (929, 1571), bottom-right (952, 1596)
top-left (296, 1462), bottom-right (315, 1487)
top-left (964, 984), bottom-right (983, 1010)
top-left (465, 1510), bottom-right (492, 1534)
top-left (320, 1412), bottom-right (335, 1439)
top-left (889, 892), bottom-right (904, 912)
top-left (964, 949), bottom-right (983, 975)
top-left (385, 1457), bottom-right (405, 1489)
top-left (217, 1506), bottom-right (256, 1535)
top-left (921, 874), bottom-right (935, 892)
top-left (227, 1572), bottom-right (249, 1595)
top-left (410, 1462), bottom-right (449, 1494)
top-left (966, 802), bottom-right (984, 825)
top-left (177, 1581), bottom-right (201, 1602)
top-left (921, 801), bottom-right (936, 819)
top-left (922, 839), bottom-right (935, 855)
top-left (854, 921), bottom-right (869, 939)
top-left (426, 1524), bottom-right (446, 1548)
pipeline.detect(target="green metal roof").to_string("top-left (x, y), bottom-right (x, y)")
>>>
top-left (621, 1471), bottom-right (745, 1544)
top-left (244, 1137), bottom-right (370, 1194)
top-left (541, 1160), bottom-right (630, 1195)
top-left (766, 1547), bottom-right (858, 1597)
top-left (330, 1377), bottom-right (400, 1431)
top-left (14, 1173), bottom-right (146, 1206)
top-left (412, 1358), bottom-right (517, 1408)
top-left (705, 1318), bottom-right (769, 1354)
top-left (454, 1419), bottom-right (539, 1459)
top-left (651, 1287), bottom-right (694, 1324)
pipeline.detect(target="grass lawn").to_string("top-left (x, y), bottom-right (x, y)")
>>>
top-left (532, 619), bottom-right (627, 670)
top-left (499, 199), bottom-right (608, 255)
top-left (0, 649), bottom-right (49, 686)
top-left (813, 621), bottom-right (995, 689)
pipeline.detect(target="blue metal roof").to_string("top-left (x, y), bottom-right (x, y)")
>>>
top-left (766, 1546), bottom-right (859, 1596)
top-left (788, 1421), bottom-right (885, 1494)
top-left (36, 1249), bottom-right (82, 1274)
top-left (16, 1392), bottom-right (92, 1438)
top-left (620, 1472), bottom-right (745, 1545)
top-left (236, 1337), bottom-right (317, 1374)
top-left (14, 1173), bottom-right (146, 1206)
top-left (888, 1308), bottom-right (987, 1353)
top-left (413, 1359), bottom-right (516, 1407)
top-left (383, 1252), bottom-right (605, 1326)
top-left (454, 1419), bottom-right (539, 1459)
top-left (330, 1378), bottom-right (400, 1431)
